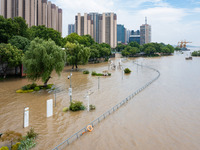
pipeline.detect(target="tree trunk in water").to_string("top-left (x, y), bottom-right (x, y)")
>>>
top-left (44, 76), bottom-right (51, 87)
top-left (3, 72), bottom-right (6, 79)
top-left (72, 64), bottom-right (74, 70)
top-left (75, 62), bottom-right (78, 70)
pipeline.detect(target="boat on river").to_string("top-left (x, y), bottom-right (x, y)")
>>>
top-left (185, 56), bottom-right (192, 60)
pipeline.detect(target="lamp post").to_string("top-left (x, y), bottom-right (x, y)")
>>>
top-left (68, 72), bottom-right (72, 103)
top-left (122, 66), bottom-right (124, 80)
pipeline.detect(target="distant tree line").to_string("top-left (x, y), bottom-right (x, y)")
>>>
top-left (191, 50), bottom-right (200, 56)
top-left (116, 42), bottom-right (174, 57)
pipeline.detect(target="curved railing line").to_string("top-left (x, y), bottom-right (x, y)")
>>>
top-left (52, 61), bottom-right (160, 150)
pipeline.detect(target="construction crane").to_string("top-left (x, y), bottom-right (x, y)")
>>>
top-left (177, 40), bottom-right (192, 48)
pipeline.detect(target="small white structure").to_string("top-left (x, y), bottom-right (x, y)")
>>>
top-left (47, 99), bottom-right (53, 117)
top-left (23, 107), bottom-right (29, 128)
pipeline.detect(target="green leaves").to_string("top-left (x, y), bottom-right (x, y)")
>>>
top-left (29, 25), bottom-right (63, 46)
top-left (0, 43), bottom-right (23, 78)
top-left (23, 38), bottom-right (66, 85)
top-left (65, 42), bottom-right (90, 68)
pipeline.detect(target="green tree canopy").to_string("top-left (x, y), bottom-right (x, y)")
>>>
top-left (29, 25), bottom-right (63, 46)
top-left (116, 43), bottom-right (126, 52)
top-left (0, 43), bottom-right (23, 78)
top-left (65, 33), bottom-right (82, 44)
top-left (128, 41), bottom-right (140, 49)
top-left (0, 16), bottom-right (29, 43)
top-left (8, 36), bottom-right (30, 53)
top-left (13, 17), bottom-right (29, 38)
top-left (23, 38), bottom-right (66, 86)
top-left (65, 42), bottom-right (90, 69)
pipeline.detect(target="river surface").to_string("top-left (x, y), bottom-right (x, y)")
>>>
top-left (0, 49), bottom-right (200, 150)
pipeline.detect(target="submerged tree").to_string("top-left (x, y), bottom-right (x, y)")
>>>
top-left (0, 43), bottom-right (23, 78)
top-left (23, 38), bottom-right (66, 86)
top-left (0, 130), bottom-right (22, 147)
top-left (65, 42), bottom-right (90, 69)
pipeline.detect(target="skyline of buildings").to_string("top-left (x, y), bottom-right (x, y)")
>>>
top-left (0, 0), bottom-right (62, 35)
top-left (75, 12), bottom-right (117, 48)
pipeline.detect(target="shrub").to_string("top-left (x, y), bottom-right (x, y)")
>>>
top-left (91, 71), bottom-right (97, 76)
top-left (96, 73), bottom-right (103, 76)
top-left (46, 84), bottom-right (53, 89)
top-left (16, 89), bottom-right (34, 93)
top-left (26, 128), bottom-right (38, 139)
top-left (124, 68), bottom-right (131, 74)
top-left (11, 142), bottom-right (20, 150)
top-left (62, 107), bottom-right (69, 112)
top-left (83, 70), bottom-right (89, 74)
top-left (0, 130), bottom-right (22, 147)
top-left (30, 83), bottom-right (37, 89)
top-left (0, 147), bottom-right (9, 150)
top-left (69, 101), bottom-right (86, 111)
top-left (108, 73), bottom-right (111, 76)
top-left (89, 104), bottom-right (96, 110)
top-left (18, 138), bottom-right (36, 150)
top-left (34, 87), bottom-right (40, 91)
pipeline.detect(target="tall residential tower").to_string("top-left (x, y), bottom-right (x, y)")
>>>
top-left (140, 17), bottom-right (151, 45)
top-left (0, 0), bottom-right (62, 35)
top-left (75, 12), bottom-right (117, 48)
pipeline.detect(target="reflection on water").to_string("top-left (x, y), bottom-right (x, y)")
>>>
top-left (1, 49), bottom-right (200, 150)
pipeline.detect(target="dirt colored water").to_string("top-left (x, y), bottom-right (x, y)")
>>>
top-left (0, 50), bottom-right (200, 150)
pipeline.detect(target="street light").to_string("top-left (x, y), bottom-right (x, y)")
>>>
top-left (68, 72), bottom-right (72, 103)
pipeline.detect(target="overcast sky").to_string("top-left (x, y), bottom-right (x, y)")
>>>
top-left (52, 0), bottom-right (200, 46)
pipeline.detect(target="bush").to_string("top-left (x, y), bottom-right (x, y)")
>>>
top-left (124, 68), bottom-right (131, 74)
top-left (83, 70), bottom-right (89, 74)
top-left (11, 142), bottom-right (20, 150)
top-left (62, 107), bottom-right (69, 112)
top-left (108, 73), bottom-right (111, 76)
top-left (18, 138), bottom-right (36, 150)
top-left (16, 89), bottom-right (34, 93)
top-left (89, 104), bottom-right (96, 110)
top-left (46, 84), bottom-right (53, 89)
top-left (91, 71), bottom-right (97, 76)
top-left (34, 87), bottom-right (40, 91)
top-left (69, 101), bottom-right (86, 111)
top-left (26, 128), bottom-right (38, 139)
top-left (0, 147), bottom-right (9, 150)
top-left (96, 73), bottom-right (103, 76)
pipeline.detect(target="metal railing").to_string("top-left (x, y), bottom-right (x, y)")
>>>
top-left (52, 61), bottom-right (160, 150)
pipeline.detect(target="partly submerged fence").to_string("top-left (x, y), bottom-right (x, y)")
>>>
top-left (52, 61), bottom-right (160, 150)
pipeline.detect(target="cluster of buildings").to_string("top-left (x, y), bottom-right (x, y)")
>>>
top-left (0, 1), bottom-right (151, 48)
top-left (69, 13), bottom-right (117, 48)
top-left (68, 14), bottom-right (151, 47)
top-left (117, 17), bottom-right (151, 45)
top-left (0, 0), bottom-right (62, 34)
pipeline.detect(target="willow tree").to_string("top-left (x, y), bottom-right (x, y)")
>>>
top-left (65, 42), bottom-right (90, 69)
top-left (23, 38), bottom-right (66, 86)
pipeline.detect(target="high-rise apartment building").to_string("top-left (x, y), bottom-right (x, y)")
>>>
top-left (0, 0), bottom-right (62, 35)
top-left (126, 29), bottom-right (131, 43)
top-left (75, 12), bottom-right (117, 48)
top-left (68, 24), bottom-right (75, 35)
top-left (117, 24), bottom-right (126, 44)
top-left (140, 17), bottom-right (151, 45)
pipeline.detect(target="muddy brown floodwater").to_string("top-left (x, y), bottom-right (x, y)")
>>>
top-left (0, 50), bottom-right (200, 150)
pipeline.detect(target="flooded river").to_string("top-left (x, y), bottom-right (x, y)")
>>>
top-left (0, 49), bottom-right (200, 150)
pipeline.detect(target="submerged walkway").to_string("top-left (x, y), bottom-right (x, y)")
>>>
top-left (52, 61), bottom-right (160, 150)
